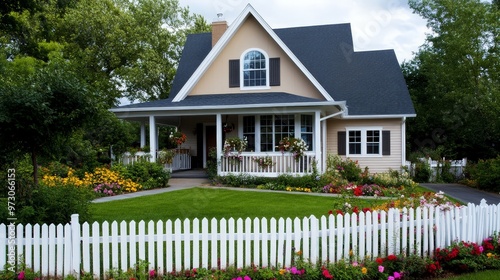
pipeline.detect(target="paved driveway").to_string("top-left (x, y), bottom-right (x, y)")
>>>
top-left (420, 183), bottom-right (500, 205)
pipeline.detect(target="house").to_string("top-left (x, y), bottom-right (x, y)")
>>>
top-left (110, 4), bottom-right (415, 177)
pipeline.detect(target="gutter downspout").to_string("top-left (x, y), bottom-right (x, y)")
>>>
top-left (319, 104), bottom-right (346, 174)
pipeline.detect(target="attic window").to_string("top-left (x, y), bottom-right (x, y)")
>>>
top-left (241, 49), bottom-right (269, 89)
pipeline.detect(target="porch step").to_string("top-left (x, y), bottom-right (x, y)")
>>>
top-left (170, 169), bottom-right (208, 178)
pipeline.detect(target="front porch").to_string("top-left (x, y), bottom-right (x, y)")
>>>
top-left (112, 104), bottom-right (344, 177)
top-left (119, 150), bottom-right (317, 177)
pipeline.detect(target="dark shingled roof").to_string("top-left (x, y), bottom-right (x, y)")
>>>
top-left (116, 92), bottom-right (325, 109)
top-left (115, 23), bottom-right (415, 116)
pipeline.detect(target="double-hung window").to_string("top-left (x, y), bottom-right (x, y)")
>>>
top-left (347, 128), bottom-right (382, 156)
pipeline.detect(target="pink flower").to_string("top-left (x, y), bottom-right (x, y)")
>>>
top-left (479, 246), bottom-right (484, 253)
top-left (149, 269), bottom-right (155, 277)
top-left (378, 265), bottom-right (384, 273)
top-left (388, 277), bottom-right (395, 280)
top-left (290, 267), bottom-right (298, 274)
top-left (394, 271), bottom-right (402, 279)
top-left (243, 276), bottom-right (251, 280)
top-left (352, 262), bottom-right (359, 267)
top-left (18, 271), bottom-right (25, 280)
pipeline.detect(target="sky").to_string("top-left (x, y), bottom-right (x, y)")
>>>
top-left (177, 0), bottom-right (430, 63)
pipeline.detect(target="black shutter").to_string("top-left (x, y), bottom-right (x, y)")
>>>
top-left (338, 131), bottom-right (346, 155)
top-left (382, 130), bottom-right (391, 155)
top-left (269, 57), bottom-right (280, 86)
top-left (229, 59), bottom-right (240, 87)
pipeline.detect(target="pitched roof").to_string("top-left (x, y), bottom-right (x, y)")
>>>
top-left (113, 6), bottom-right (415, 117)
top-left (115, 92), bottom-right (333, 110)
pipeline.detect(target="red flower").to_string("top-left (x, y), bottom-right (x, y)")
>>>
top-left (387, 254), bottom-right (397, 261)
top-left (376, 257), bottom-right (384, 264)
top-left (353, 206), bottom-right (359, 214)
top-left (362, 207), bottom-right (371, 213)
top-left (353, 186), bottom-right (363, 196)
top-left (328, 210), bottom-right (333, 215)
top-left (336, 210), bottom-right (344, 215)
top-left (322, 268), bottom-right (333, 279)
top-left (483, 240), bottom-right (495, 251)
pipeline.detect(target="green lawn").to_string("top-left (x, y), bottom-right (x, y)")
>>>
top-left (89, 187), bottom-right (380, 223)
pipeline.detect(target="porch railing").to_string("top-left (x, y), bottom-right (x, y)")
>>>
top-left (162, 148), bottom-right (191, 171)
top-left (120, 150), bottom-right (191, 172)
top-left (220, 153), bottom-right (316, 177)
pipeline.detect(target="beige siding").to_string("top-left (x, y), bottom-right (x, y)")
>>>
top-left (327, 118), bottom-right (403, 173)
top-left (190, 16), bottom-right (325, 100)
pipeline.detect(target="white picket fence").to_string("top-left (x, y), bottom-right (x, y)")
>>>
top-left (1, 200), bottom-right (500, 279)
top-left (405, 157), bottom-right (467, 181)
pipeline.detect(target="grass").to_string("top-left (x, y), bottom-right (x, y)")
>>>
top-left (89, 187), bottom-right (382, 223)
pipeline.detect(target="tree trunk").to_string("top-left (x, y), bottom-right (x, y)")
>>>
top-left (31, 150), bottom-right (38, 186)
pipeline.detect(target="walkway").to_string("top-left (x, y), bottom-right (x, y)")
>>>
top-left (420, 183), bottom-right (500, 205)
top-left (92, 178), bottom-right (211, 203)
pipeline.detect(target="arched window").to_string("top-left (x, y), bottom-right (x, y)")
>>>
top-left (242, 49), bottom-right (268, 87)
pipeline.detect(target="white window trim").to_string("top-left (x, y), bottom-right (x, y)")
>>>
top-left (240, 114), bottom-right (316, 153)
top-left (346, 127), bottom-right (383, 157)
top-left (240, 48), bottom-right (270, 90)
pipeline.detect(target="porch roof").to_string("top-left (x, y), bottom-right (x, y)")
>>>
top-left (111, 92), bottom-right (344, 112)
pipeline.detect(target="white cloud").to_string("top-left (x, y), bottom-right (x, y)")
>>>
top-left (178, 0), bottom-right (429, 63)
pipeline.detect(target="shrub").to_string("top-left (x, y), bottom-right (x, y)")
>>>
top-left (467, 156), bottom-right (500, 192)
top-left (325, 155), bottom-right (362, 183)
top-left (113, 162), bottom-right (170, 190)
top-left (206, 147), bottom-right (218, 181)
top-left (413, 160), bottom-right (431, 183)
top-left (20, 182), bottom-right (94, 224)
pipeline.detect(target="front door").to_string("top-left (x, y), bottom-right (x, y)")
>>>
top-left (206, 125), bottom-right (216, 163)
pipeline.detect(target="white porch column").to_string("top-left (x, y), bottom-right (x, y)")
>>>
top-left (140, 122), bottom-right (146, 148)
top-left (322, 115), bottom-right (327, 174)
top-left (216, 113), bottom-right (222, 174)
top-left (401, 117), bottom-right (407, 167)
top-left (315, 111), bottom-right (322, 173)
top-left (149, 116), bottom-right (157, 162)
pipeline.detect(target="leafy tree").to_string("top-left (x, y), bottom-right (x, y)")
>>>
top-left (0, 49), bottom-right (98, 185)
top-left (405, 0), bottom-right (500, 160)
top-left (59, 0), bottom-right (207, 104)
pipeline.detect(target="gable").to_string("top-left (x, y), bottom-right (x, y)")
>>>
top-left (189, 15), bottom-right (325, 101)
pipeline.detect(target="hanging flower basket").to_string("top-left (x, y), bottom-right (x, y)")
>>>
top-left (157, 149), bottom-right (176, 164)
top-left (224, 137), bottom-right (247, 155)
top-left (278, 137), bottom-right (308, 161)
top-left (224, 137), bottom-right (247, 163)
top-left (252, 155), bottom-right (275, 170)
top-left (170, 131), bottom-right (187, 146)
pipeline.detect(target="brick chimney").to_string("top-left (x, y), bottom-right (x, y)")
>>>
top-left (212, 13), bottom-right (228, 47)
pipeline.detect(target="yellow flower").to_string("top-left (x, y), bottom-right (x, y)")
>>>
top-left (487, 252), bottom-right (494, 258)
top-left (279, 269), bottom-right (286, 275)
top-left (361, 267), bottom-right (367, 274)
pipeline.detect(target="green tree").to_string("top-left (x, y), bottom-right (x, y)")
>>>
top-left (59, 0), bottom-right (204, 104)
top-left (405, 0), bottom-right (500, 160)
top-left (0, 49), bottom-right (98, 185)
